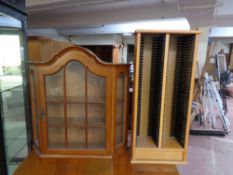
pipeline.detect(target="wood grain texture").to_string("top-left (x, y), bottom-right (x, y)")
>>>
top-left (183, 34), bottom-right (199, 161)
top-left (131, 33), bottom-right (141, 160)
top-left (162, 35), bottom-right (177, 148)
top-left (140, 35), bottom-right (152, 137)
top-left (131, 31), bottom-right (199, 163)
top-left (135, 29), bottom-right (200, 34)
top-left (14, 149), bottom-right (179, 175)
top-left (28, 36), bottom-right (73, 62)
top-left (158, 34), bottom-right (170, 148)
top-left (29, 46), bottom-right (130, 157)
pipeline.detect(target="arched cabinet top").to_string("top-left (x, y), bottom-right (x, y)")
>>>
top-left (29, 46), bottom-right (130, 69)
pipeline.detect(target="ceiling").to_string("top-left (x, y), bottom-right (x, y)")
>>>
top-left (26, 0), bottom-right (233, 36)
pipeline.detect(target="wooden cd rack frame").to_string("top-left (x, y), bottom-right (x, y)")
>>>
top-left (131, 30), bottom-right (199, 164)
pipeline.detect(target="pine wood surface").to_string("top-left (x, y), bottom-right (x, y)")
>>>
top-left (29, 46), bottom-right (130, 157)
top-left (131, 31), bottom-right (199, 163)
top-left (14, 149), bottom-right (179, 175)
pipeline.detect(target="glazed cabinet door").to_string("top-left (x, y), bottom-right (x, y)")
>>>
top-left (39, 59), bottom-right (112, 155)
top-left (115, 69), bottom-right (129, 148)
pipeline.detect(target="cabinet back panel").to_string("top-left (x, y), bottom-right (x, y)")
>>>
top-left (148, 35), bottom-right (166, 146)
top-left (136, 34), bottom-right (165, 147)
top-left (140, 35), bottom-right (152, 138)
top-left (136, 36), bottom-right (144, 136)
top-left (170, 34), bottom-right (195, 147)
top-left (162, 35), bottom-right (177, 147)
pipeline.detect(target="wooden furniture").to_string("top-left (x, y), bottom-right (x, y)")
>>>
top-left (131, 30), bottom-right (199, 164)
top-left (14, 149), bottom-right (180, 175)
top-left (28, 36), bottom-right (74, 62)
top-left (80, 45), bottom-right (114, 63)
top-left (29, 46), bottom-right (129, 157)
top-left (28, 37), bottom-right (120, 63)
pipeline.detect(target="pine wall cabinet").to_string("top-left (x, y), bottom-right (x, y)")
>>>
top-left (131, 30), bottom-right (199, 164)
top-left (29, 46), bottom-right (129, 157)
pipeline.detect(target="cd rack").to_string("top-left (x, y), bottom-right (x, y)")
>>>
top-left (132, 30), bottom-right (199, 164)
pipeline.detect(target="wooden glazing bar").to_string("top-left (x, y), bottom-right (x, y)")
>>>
top-left (85, 68), bottom-right (88, 148)
top-left (64, 67), bottom-right (68, 148)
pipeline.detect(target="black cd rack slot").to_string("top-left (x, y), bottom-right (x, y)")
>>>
top-left (171, 35), bottom-right (195, 147)
top-left (148, 35), bottom-right (166, 146)
top-left (136, 36), bottom-right (145, 136)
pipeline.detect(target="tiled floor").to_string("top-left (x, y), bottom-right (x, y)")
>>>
top-left (178, 98), bottom-right (233, 175)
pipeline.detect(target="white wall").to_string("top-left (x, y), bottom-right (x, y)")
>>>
top-left (120, 35), bottom-right (134, 63)
top-left (70, 34), bottom-right (120, 46)
top-left (195, 28), bottom-right (231, 78)
top-left (213, 41), bottom-right (230, 55)
top-left (196, 27), bottom-right (210, 78)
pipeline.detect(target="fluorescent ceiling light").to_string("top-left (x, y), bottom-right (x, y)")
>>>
top-left (210, 27), bottom-right (233, 38)
top-left (58, 18), bottom-right (190, 35)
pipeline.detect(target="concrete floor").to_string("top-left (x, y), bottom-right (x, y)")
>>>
top-left (178, 98), bottom-right (233, 175)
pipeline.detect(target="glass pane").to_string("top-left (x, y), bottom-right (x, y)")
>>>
top-left (67, 104), bottom-right (85, 126)
top-left (46, 70), bottom-right (65, 148)
top-left (88, 104), bottom-right (105, 127)
top-left (0, 86), bottom-right (28, 173)
top-left (48, 127), bottom-right (65, 149)
top-left (31, 73), bottom-right (40, 146)
top-left (116, 124), bottom-right (123, 145)
top-left (116, 102), bottom-right (124, 124)
top-left (0, 14), bottom-right (28, 174)
top-left (67, 127), bottom-right (85, 149)
top-left (66, 61), bottom-right (85, 102)
top-left (45, 69), bottom-right (64, 100)
top-left (47, 103), bottom-right (64, 126)
top-left (116, 73), bottom-right (125, 123)
top-left (88, 128), bottom-right (105, 149)
top-left (33, 96), bottom-right (40, 145)
top-left (116, 73), bottom-right (125, 145)
top-left (87, 70), bottom-right (106, 102)
top-left (117, 73), bottom-right (125, 100)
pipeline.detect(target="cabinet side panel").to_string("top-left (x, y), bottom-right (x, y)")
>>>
top-left (136, 36), bottom-right (145, 136)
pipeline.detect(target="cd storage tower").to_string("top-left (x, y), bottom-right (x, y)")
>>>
top-left (131, 30), bottom-right (199, 164)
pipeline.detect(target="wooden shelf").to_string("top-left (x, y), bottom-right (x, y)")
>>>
top-left (136, 136), bottom-right (158, 148)
top-left (46, 96), bottom-right (64, 103)
top-left (162, 137), bottom-right (182, 149)
top-left (116, 121), bottom-right (124, 125)
top-left (48, 117), bottom-right (105, 128)
top-left (46, 96), bottom-right (106, 104)
top-left (116, 98), bottom-right (126, 103)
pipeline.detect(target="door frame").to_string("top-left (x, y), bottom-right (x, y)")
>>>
top-left (0, 2), bottom-right (32, 175)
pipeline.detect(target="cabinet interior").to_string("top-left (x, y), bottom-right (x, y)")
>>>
top-left (136, 34), bottom-right (166, 148)
top-left (136, 33), bottom-right (195, 149)
top-left (45, 61), bottom-right (107, 149)
top-left (162, 34), bottom-right (195, 148)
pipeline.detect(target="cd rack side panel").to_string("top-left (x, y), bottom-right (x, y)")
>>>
top-left (161, 35), bottom-right (178, 148)
top-left (136, 35), bottom-right (145, 137)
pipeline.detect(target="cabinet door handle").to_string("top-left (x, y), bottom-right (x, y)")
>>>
top-left (40, 111), bottom-right (45, 120)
